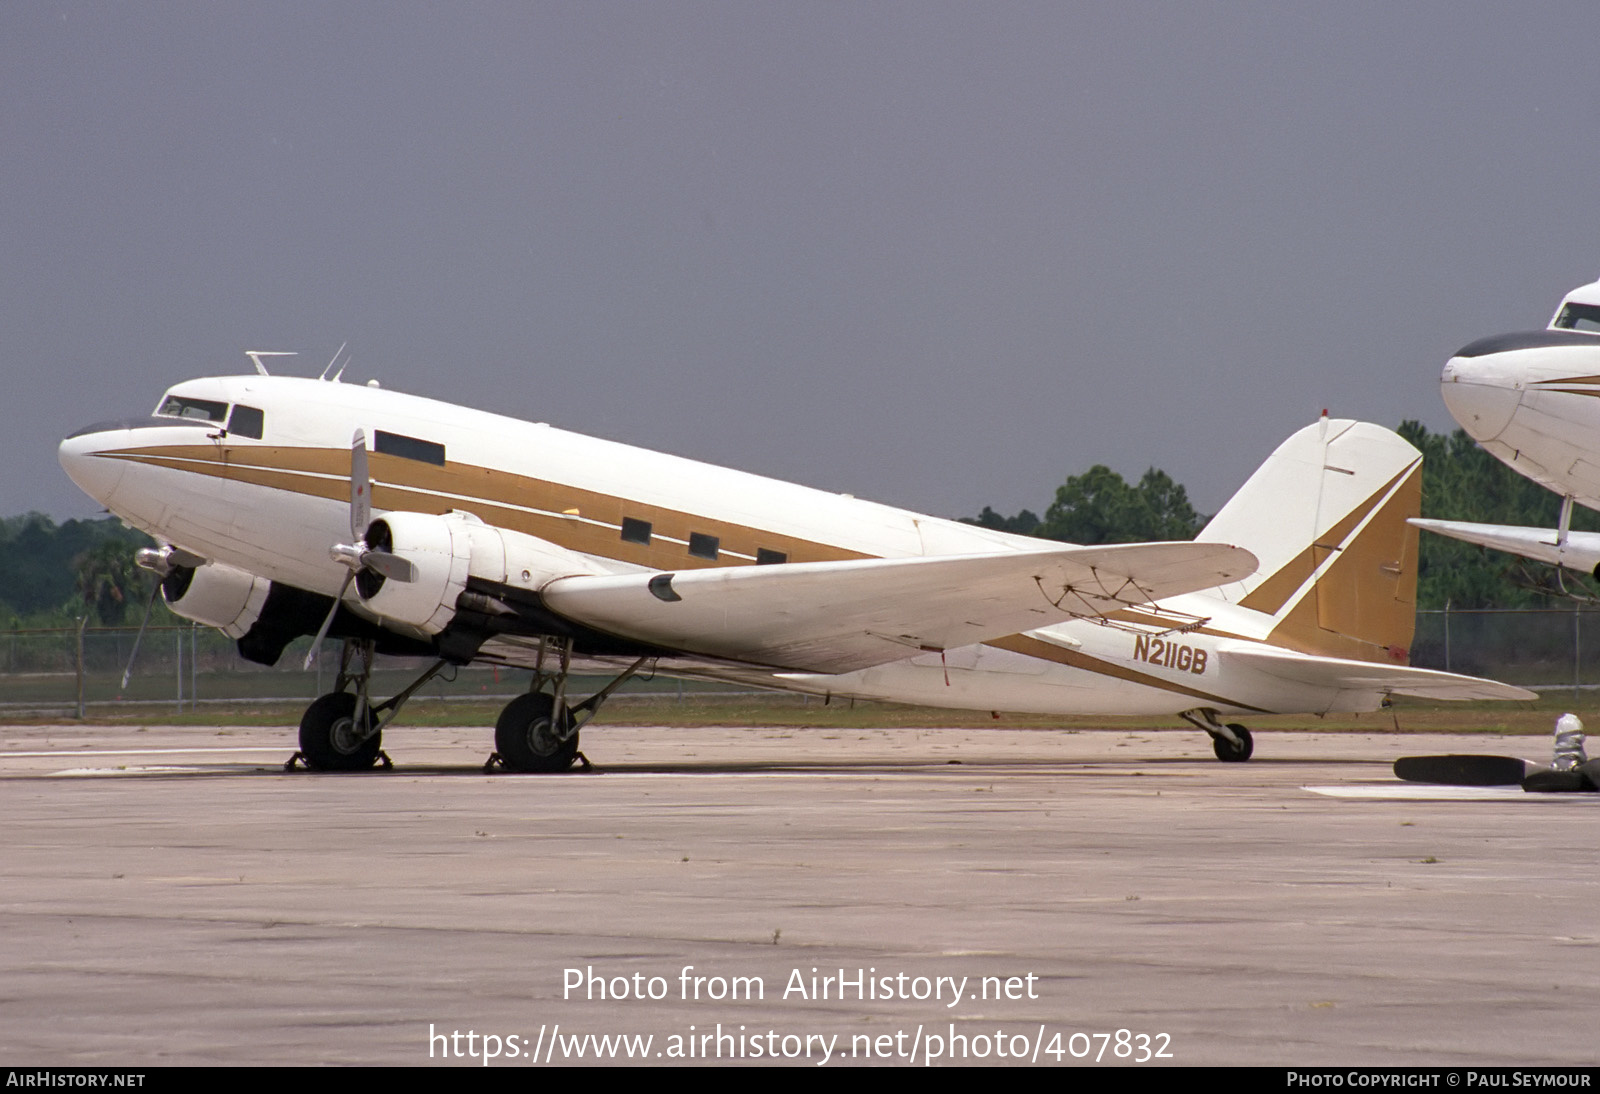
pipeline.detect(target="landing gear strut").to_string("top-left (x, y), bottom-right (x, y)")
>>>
top-left (489, 638), bottom-right (651, 773)
top-left (293, 639), bottom-right (449, 771)
top-left (1180, 708), bottom-right (1255, 763)
top-left (291, 634), bottom-right (648, 772)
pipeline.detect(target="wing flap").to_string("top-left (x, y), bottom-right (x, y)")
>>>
top-left (542, 542), bottom-right (1255, 674)
top-left (1221, 641), bottom-right (1536, 701)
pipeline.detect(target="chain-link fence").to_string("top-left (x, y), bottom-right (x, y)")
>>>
top-left (0, 623), bottom-right (724, 717)
top-left (1411, 606), bottom-right (1600, 691)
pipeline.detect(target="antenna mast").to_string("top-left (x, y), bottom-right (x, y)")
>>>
top-left (319, 342), bottom-right (351, 382)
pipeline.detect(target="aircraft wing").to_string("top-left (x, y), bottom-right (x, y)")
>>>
top-left (1409, 519), bottom-right (1600, 574)
top-left (541, 542), bottom-right (1256, 674)
top-left (1220, 642), bottom-right (1536, 701)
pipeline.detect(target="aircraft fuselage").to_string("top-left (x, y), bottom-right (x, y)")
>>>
top-left (59, 371), bottom-right (1522, 766)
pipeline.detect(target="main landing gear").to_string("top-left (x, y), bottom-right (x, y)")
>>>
top-left (290, 636), bottom-right (651, 773)
top-left (292, 639), bottom-right (449, 771)
top-left (489, 638), bottom-right (650, 773)
top-left (297, 691), bottom-right (382, 771)
top-left (1179, 708), bottom-right (1255, 763)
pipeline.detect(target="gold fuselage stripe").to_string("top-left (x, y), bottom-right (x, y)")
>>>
top-left (107, 444), bottom-right (872, 571)
top-left (1532, 375), bottom-right (1600, 387)
top-left (983, 634), bottom-right (1272, 713)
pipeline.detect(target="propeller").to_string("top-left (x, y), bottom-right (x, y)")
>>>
top-left (303, 430), bottom-right (418, 669)
top-left (121, 546), bottom-right (207, 689)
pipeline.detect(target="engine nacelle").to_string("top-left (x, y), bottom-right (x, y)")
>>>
top-left (357, 510), bottom-right (608, 635)
top-left (355, 511), bottom-right (469, 635)
top-left (161, 560), bottom-right (271, 638)
top-left (482, 522), bottom-right (615, 592)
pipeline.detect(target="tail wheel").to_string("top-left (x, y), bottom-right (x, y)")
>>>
top-left (495, 692), bottom-right (579, 773)
top-left (1213, 724), bottom-right (1254, 762)
top-left (298, 692), bottom-right (381, 771)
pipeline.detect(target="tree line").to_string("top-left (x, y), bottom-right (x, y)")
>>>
top-left (0, 512), bottom-right (163, 629)
top-left (962, 420), bottom-right (1598, 611)
top-left (2, 419), bottom-right (1590, 629)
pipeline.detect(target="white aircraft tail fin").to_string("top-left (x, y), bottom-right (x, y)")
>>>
top-left (1197, 419), bottom-right (1422, 664)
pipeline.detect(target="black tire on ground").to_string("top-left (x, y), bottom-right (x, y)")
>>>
top-left (1213, 724), bottom-right (1254, 763)
top-left (298, 691), bottom-right (382, 771)
top-left (494, 692), bottom-right (579, 773)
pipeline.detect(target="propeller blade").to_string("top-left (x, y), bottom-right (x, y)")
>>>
top-left (303, 569), bottom-right (356, 670)
top-left (361, 550), bottom-right (417, 583)
top-left (119, 582), bottom-right (163, 690)
top-left (350, 430), bottom-right (370, 543)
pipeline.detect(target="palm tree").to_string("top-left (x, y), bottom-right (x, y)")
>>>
top-left (72, 540), bottom-right (149, 626)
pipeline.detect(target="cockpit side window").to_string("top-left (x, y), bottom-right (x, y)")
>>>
top-left (1553, 302), bottom-right (1600, 333)
top-left (156, 395), bottom-right (229, 422)
top-left (227, 404), bottom-right (264, 439)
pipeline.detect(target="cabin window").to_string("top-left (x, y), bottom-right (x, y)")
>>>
top-left (227, 404), bottom-right (264, 439)
top-left (756, 548), bottom-right (788, 565)
top-left (688, 533), bottom-right (720, 560)
top-left (156, 395), bottom-right (228, 423)
top-left (621, 518), bottom-right (652, 545)
top-left (1554, 302), bottom-right (1600, 332)
top-left (374, 430), bottom-right (446, 466)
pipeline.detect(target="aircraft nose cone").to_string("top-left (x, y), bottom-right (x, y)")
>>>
top-left (1440, 355), bottom-right (1520, 442)
top-left (58, 425), bottom-right (127, 506)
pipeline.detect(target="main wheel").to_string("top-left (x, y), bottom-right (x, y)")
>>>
top-left (495, 692), bottom-right (579, 773)
top-left (1213, 723), bottom-right (1254, 762)
top-left (298, 692), bottom-right (382, 771)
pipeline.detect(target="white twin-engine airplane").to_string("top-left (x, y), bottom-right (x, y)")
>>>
top-left (57, 369), bottom-right (1530, 772)
top-left (1415, 276), bottom-right (1600, 578)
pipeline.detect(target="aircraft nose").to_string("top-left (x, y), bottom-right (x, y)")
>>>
top-left (58, 424), bottom-right (128, 506)
top-left (1440, 355), bottom-right (1520, 442)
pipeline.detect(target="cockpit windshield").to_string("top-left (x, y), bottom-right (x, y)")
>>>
top-left (156, 394), bottom-right (229, 422)
top-left (1552, 302), bottom-right (1600, 333)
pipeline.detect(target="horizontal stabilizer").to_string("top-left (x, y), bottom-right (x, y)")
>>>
top-left (1221, 642), bottom-right (1536, 702)
top-left (1409, 519), bottom-right (1600, 574)
top-left (543, 541), bottom-right (1256, 674)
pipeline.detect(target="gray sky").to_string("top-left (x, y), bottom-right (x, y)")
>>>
top-left (6, 2), bottom-right (1599, 525)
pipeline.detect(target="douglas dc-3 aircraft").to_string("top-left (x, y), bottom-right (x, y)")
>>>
top-left (1414, 276), bottom-right (1600, 579)
top-left (57, 365), bottom-right (1531, 772)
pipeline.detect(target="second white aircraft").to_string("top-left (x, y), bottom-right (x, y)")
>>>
top-left (1417, 277), bottom-right (1600, 575)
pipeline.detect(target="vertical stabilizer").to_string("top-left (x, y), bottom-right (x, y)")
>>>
top-left (1197, 419), bottom-right (1421, 663)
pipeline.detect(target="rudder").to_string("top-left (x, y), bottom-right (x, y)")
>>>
top-left (1197, 418), bottom-right (1421, 663)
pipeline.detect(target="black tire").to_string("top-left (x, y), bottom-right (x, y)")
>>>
top-left (1213, 724), bottom-right (1254, 762)
top-left (495, 692), bottom-right (579, 772)
top-left (298, 692), bottom-right (382, 771)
